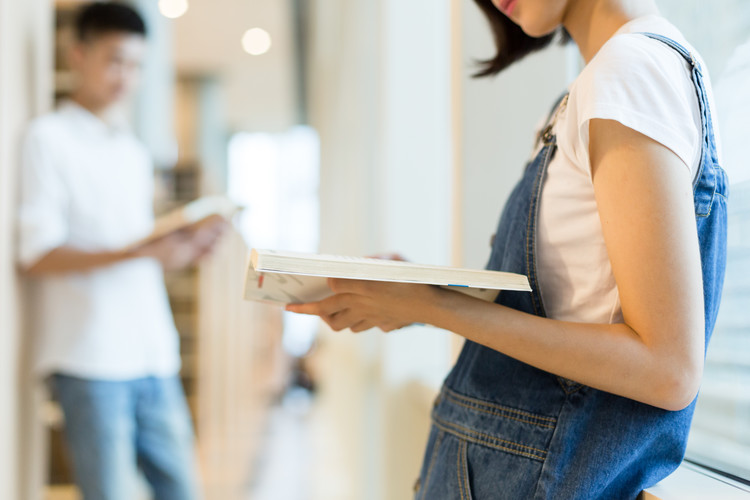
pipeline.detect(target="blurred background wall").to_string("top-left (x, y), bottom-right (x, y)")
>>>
top-left (0, 0), bottom-right (574, 498)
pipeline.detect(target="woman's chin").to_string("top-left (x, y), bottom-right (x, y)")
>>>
top-left (517, 20), bottom-right (560, 39)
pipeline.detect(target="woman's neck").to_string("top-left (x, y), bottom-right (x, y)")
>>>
top-left (562, 0), bottom-right (660, 64)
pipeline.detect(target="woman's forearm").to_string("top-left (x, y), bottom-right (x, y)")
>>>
top-left (423, 288), bottom-right (701, 411)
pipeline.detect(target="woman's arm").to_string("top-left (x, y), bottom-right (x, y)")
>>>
top-left (289, 119), bottom-right (705, 411)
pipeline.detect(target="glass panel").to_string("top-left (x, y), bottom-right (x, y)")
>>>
top-left (657, 0), bottom-right (750, 482)
top-left (688, 181), bottom-right (750, 480)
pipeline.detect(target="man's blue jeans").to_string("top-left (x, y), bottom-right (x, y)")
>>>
top-left (52, 374), bottom-right (200, 500)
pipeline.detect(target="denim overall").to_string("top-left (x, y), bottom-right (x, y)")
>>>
top-left (414, 33), bottom-right (728, 500)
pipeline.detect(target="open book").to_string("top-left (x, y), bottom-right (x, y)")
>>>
top-left (244, 249), bottom-right (531, 305)
top-left (129, 195), bottom-right (241, 249)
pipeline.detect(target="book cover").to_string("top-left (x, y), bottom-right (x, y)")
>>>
top-left (128, 195), bottom-right (241, 249)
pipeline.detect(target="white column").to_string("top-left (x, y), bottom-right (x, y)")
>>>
top-left (377, 1), bottom-right (456, 497)
top-left (309, 1), bottom-right (458, 498)
top-left (0, 0), bottom-right (53, 498)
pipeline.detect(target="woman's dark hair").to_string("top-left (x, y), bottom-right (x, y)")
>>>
top-left (473, 0), bottom-right (569, 77)
top-left (75, 2), bottom-right (147, 42)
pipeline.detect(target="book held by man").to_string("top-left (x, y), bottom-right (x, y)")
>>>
top-left (128, 195), bottom-right (241, 249)
top-left (244, 249), bottom-right (531, 305)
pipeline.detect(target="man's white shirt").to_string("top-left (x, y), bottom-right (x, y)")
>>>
top-left (17, 100), bottom-right (181, 380)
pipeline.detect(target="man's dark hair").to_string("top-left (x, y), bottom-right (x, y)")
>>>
top-left (473, 0), bottom-right (569, 77)
top-left (75, 2), bottom-right (147, 42)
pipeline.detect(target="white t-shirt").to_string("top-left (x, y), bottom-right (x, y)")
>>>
top-left (537, 16), bottom-right (720, 324)
top-left (17, 101), bottom-right (181, 380)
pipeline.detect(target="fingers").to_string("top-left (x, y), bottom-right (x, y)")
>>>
top-left (286, 294), bottom-right (351, 317)
top-left (385, 253), bottom-right (407, 262)
top-left (286, 295), bottom-right (377, 332)
top-left (325, 308), bottom-right (366, 332)
top-left (286, 302), bottom-right (356, 332)
top-left (295, 307), bottom-right (376, 333)
top-left (350, 320), bottom-right (375, 333)
top-left (366, 252), bottom-right (407, 262)
top-left (381, 321), bottom-right (411, 333)
top-left (185, 217), bottom-right (228, 252)
top-left (286, 302), bottom-right (326, 316)
top-left (285, 283), bottom-right (416, 334)
top-left (187, 214), bottom-right (224, 233)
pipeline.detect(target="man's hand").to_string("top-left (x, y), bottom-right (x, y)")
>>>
top-left (134, 215), bottom-right (228, 271)
top-left (189, 214), bottom-right (228, 257)
top-left (23, 216), bottom-right (229, 276)
top-left (132, 232), bottom-right (196, 271)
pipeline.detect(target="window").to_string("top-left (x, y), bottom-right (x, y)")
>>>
top-left (656, 0), bottom-right (750, 483)
top-left (227, 126), bottom-right (322, 357)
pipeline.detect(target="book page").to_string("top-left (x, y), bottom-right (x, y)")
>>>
top-left (244, 267), bottom-right (333, 305)
top-left (244, 266), bottom-right (500, 305)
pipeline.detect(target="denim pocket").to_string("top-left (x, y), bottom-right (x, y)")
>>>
top-left (414, 433), bottom-right (474, 500)
top-left (433, 387), bottom-right (556, 462)
top-left (415, 387), bottom-right (558, 498)
top-left (416, 431), bottom-right (546, 500)
top-left (463, 437), bottom-right (546, 499)
top-left (457, 439), bottom-right (474, 500)
top-left (414, 426), bottom-right (446, 500)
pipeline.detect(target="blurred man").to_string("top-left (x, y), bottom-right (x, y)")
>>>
top-left (17, 3), bottom-right (220, 499)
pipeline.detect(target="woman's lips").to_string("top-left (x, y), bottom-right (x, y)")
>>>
top-left (498, 0), bottom-right (519, 16)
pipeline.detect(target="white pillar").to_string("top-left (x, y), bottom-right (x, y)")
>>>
top-left (377, 1), bottom-right (457, 497)
top-left (309, 1), bottom-right (459, 498)
top-left (0, 0), bottom-right (53, 498)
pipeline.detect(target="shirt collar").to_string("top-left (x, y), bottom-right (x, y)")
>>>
top-left (58, 99), bottom-right (129, 137)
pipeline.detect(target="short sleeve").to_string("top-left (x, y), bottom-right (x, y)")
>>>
top-left (16, 123), bottom-right (70, 268)
top-left (567, 33), bottom-right (700, 175)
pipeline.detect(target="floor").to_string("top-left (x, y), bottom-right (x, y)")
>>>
top-left (45, 387), bottom-right (334, 500)
top-left (245, 387), bottom-right (315, 500)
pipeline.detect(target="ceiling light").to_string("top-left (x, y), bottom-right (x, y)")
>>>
top-left (242, 28), bottom-right (272, 56)
top-left (159, 0), bottom-right (189, 19)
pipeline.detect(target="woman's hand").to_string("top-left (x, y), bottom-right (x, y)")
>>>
top-left (286, 278), bottom-right (441, 333)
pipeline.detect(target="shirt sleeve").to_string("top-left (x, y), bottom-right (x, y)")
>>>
top-left (569, 33), bottom-right (700, 176)
top-left (16, 123), bottom-right (70, 269)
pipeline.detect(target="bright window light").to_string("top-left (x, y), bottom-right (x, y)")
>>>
top-left (158, 0), bottom-right (189, 19)
top-left (242, 28), bottom-right (272, 56)
top-left (228, 127), bottom-right (320, 356)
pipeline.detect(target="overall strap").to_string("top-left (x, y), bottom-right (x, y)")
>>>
top-left (536, 92), bottom-right (569, 147)
top-left (636, 32), bottom-right (722, 210)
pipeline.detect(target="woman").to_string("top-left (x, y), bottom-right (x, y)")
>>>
top-left (288, 0), bottom-right (727, 497)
